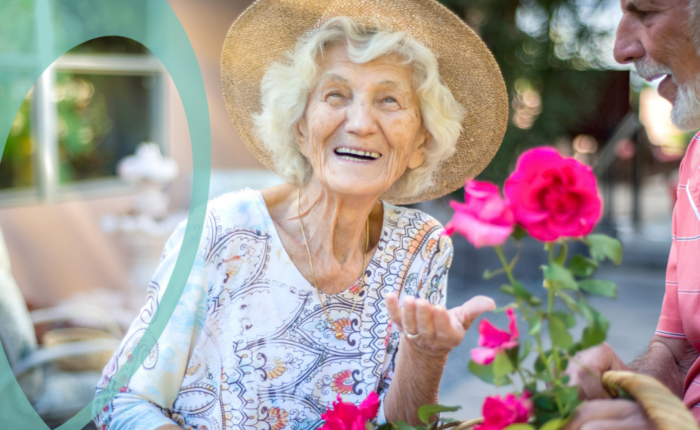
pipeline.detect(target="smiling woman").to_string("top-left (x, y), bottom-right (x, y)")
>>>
top-left (93, 1), bottom-right (508, 430)
top-left (254, 18), bottom-right (464, 200)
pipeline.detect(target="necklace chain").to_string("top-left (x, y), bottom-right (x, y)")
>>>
top-left (297, 188), bottom-right (368, 331)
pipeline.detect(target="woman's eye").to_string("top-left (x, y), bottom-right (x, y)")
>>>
top-left (328, 92), bottom-right (343, 99)
top-left (383, 97), bottom-right (397, 103)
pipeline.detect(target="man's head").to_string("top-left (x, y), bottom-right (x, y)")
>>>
top-left (615, 0), bottom-right (700, 131)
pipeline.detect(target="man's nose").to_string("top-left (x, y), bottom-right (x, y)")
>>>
top-left (345, 99), bottom-right (378, 136)
top-left (613, 16), bottom-right (645, 65)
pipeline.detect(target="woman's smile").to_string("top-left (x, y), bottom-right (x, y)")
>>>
top-left (333, 146), bottom-right (382, 163)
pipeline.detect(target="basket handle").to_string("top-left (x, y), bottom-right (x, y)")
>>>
top-left (602, 370), bottom-right (699, 430)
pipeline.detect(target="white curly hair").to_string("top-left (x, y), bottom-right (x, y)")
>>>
top-left (253, 17), bottom-right (465, 200)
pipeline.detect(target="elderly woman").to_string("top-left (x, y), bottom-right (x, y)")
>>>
top-left (94, 1), bottom-right (507, 429)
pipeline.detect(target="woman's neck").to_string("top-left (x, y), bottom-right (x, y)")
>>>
top-left (261, 180), bottom-right (383, 295)
top-left (298, 179), bottom-right (379, 264)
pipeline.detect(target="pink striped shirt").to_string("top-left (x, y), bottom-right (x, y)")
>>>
top-left (656, 132), bottom-right (700, 420)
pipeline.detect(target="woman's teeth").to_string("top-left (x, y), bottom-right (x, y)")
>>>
top-left (334, 147), bottom-right (381, 161)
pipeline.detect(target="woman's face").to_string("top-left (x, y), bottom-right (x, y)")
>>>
top-left (294, 43), bottom-right (431, 198)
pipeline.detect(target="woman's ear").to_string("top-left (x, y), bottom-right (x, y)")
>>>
top-left (293, 116), bottom-right (309, 154)
top-left (407, 128), bottom-right (432, 169)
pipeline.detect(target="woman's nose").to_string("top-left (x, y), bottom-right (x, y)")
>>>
top-left (613, 16), bottom-right (645, 65)
top-left (344, 99), bottom-right (378, 137)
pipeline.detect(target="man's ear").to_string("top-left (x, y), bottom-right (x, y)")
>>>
top-left (407, 128), bottom-right (431, 169)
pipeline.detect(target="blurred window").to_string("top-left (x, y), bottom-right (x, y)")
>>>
top-left (1, 36), bottom-right (165, 205)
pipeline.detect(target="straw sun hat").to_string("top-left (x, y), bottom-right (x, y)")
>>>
top-left (221, 0), bottom-right (508, 205)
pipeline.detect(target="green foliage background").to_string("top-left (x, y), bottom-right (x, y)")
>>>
top-left (438, 0), bottom-right (616, 182)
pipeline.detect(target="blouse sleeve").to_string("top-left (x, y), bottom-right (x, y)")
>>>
top-left (93, 219), bottom-right (210, 430)
top-left (374, 228), bottom-right (454, 424)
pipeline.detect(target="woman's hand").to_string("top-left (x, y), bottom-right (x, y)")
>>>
top-left (385, 293), bottom-right (495, 358)
top-left (383, 293), bottom-right (495, 424)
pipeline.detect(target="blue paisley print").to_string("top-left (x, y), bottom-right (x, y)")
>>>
top-left (94, 189), bottom-right (453, 430)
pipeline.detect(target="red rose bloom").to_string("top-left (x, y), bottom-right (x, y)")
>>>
top-left (444, 180), bottom-right (515, 248)
top-left (504, 147), bottom-right (602, 242)
top-left (319, 392), bottom-right (380, 430)
top-left (475, 392), bottom-right (532, 430)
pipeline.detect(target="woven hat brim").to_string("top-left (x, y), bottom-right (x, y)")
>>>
top-left (221, 0), bottom-right (508, 205)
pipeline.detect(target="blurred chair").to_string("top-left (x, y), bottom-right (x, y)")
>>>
top-left (0, 227), bottom-right (121, 425)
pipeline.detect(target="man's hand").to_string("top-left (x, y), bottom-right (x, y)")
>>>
top-left (566, 342), bottom-right (631, 400)
top-left (563, 399), bottom-right (657, 430)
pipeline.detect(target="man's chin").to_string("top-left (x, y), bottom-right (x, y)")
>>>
top-left (670, 78), bottom-right (700, 132)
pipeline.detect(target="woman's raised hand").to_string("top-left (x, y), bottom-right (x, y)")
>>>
top-left (385, 293), bottom-right (495, 357)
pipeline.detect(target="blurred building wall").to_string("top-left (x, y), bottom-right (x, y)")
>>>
top-left (0, 0), bottom-right (258, 308)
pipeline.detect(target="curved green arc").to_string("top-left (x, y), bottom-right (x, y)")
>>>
top-left (0, 1), bottom-right (211, 429)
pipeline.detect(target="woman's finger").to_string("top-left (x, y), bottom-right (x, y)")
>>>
top-left (433, 305), bottom-right (459, 341)
top-left (402, 296), bottom-right (418, 336)
top-left (452, 296), bottom-right (496, 330)
top-left (414, 299), bottom-right (436, 339)
top-left (385, 293), bottom-right (404, 333)
top-left (385, 293), bottom-right (403, 331)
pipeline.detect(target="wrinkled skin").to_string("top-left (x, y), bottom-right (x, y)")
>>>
top-left (614, 0), bottom-right (700, 104)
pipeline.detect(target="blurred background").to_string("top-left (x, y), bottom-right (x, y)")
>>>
top-left (0, 0), bottom-right (693, 427)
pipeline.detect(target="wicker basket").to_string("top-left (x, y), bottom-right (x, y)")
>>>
top-left (602, 370), bottom-right (699, 430)
top-left (42, 327), bottom-right (117, 372)
top-left (442, 371), bottom-right (698, 430)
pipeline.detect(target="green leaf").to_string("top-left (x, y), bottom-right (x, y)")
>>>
top-left (556, 291), bottom-right (580, 313)
top-left (585, 234), bottom-right (622, 265)
top-left (540, 417), bottom-right (570, 430)
top-left (528, 318), bottom-right (542, 336)
top-left (504, 425), bottom-right (535, 430)
top-left (417, 404), bottom-right (461, 425)
top-left (552, 311), bottom-right (576, 328)
top-left (392, 421), bottom-right (416, 430)
top-left (578, 279), bottom-right (617, 298)
top-left (579, 299), bottom-right (610, 348)
top-left (568, 341), bottom-right (584, 357)
top-left (366, 422), bottom-right (376, 430)
top-left (568, 255), bottom-right (599, 277)
top-left (500, 284), bottom-right (516, 297)
top-left (548, 314), bottom-right (572, 349)
top-left (512, 280), bottom-right (534, 300)
top-left (534, 393), bottom-right (557, 411)
top-left (493, 351), bottom-right (515, 378)
top-left (543, 263), bottom-right (578, 291)
top-left (468, 360), bottom-right (512, 386)
top-left (519, 339), bottom-right (532, 361)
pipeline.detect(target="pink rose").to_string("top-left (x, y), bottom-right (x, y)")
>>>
top-left (444, 180), bottom-right (515, 248)
top-left (319, 392), bottom-right (380, 430)
top-left (504, 147), bottom-right (602, 242)
top-left (471, 308), bottom-right (519, 365)
top-left (475, 392), bottom-right (533, 430)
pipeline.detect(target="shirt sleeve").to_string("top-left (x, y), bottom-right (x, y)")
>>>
top-left (656, 215), bottom-right (685, 339)
top-left (93, 219), bottom-right (210, 430)
top-left (374, 228), bottom-right (453, 424)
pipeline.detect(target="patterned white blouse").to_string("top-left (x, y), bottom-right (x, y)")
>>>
top-left (94, 189), bottom-right (453, 430)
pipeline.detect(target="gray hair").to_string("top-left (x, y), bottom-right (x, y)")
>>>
top-left (253, 17), bottom-right (465, 200)
top-left (691, 0), bottom-right (700, 53)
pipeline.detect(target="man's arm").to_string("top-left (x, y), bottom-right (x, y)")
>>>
top-left (628, 335), bottom-right (698, 398)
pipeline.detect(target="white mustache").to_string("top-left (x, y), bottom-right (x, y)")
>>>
top-left (634, 58), bottom-right (674, 81)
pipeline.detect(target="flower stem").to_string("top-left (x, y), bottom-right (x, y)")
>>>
top-left (545, 243), bottom-right (563, 380)
top-left (494, 246), bottom-right (517, 286)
